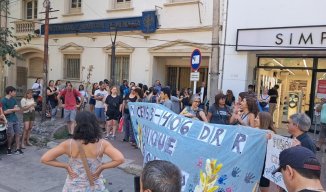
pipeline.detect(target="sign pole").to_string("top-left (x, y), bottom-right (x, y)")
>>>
top-left (193, 71), bottom-right (197, 95)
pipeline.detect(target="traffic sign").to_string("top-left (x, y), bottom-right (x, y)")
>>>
top-left (190, 49), bottom-right (201, 71)
top-left (190, 72), bottom-right (200, 81)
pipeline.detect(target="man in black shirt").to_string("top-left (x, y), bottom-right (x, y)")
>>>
top-left (273, 146), bottom-right (324, 192)
top-left (268, 84), bottom-right (279, 118)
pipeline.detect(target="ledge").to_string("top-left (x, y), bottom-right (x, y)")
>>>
top-left (62, 12), bottom-right (84, 17)
top-left (106, 7), bottom-right (134, 13)
top-left (164, 0), bottom-right (200, 7)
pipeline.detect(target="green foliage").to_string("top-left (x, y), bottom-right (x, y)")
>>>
top-left (0, 0), bottom-right (33, 66)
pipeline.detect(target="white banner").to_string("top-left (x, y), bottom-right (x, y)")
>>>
top-left (263, 134), bottom-right (293, 190)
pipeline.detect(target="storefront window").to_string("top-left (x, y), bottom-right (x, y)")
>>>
top-left (317, 59), bottom-right (326, 69)
top-left (259, 58), bottom-right (313, 68)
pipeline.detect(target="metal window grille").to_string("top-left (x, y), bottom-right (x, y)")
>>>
top-left (111, 56), bottom-right (129, 85)
top-left (64, 55), bottom-right (80, 80)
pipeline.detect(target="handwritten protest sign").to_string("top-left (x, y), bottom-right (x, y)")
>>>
top-left (129, 103), bottom-right (268, 192)
top-left (263, 134), bottom-right (293, 190)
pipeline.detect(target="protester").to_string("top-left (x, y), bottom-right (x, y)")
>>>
top-left (94, 81), bottom-right (108, 127)
top-left (41, 111), bottom-right (124, 192)
top-left (122, 86), bottom-right (138, 146)
top-left (268, 84), bottom-right (279, 118)
top-left (78, 84), bottom-right (88, 111)
top-left (120, 80), bottom-right (129, 98)
top-left (153, 80), bottom-right (162, 94)
top-left (207, 93), bottom-right (231, 125)
top-left (88, 82), bottom-right (98, 113)
top-left (160, 87), bottom-right (173, 111)
top-left (140, 160), bottom-right (182, 192)
top-left (171, 89), bottom-right (181, 114)
top-left (230, 96), bottom-right (258, 127)
top-left (272, 146), bottom-right (324, 192)
top-left (21, 89), bottom-right (36, 149)
top-left (247, 84), bottom-right (257, 98)
top-left (2, 86), bottom-right (23, 155)
top-left (47, 80), bottom-right (59, 121)
top-left (57, 81), bottom-right (83, 136)
top-left (258, 87), bottom-right (270, 112)
top-left (225, 89), bottom-right (235, 107)
top-left (149, 88), bottom-right (159, 103)
top-left (180, 88), bottom-right (190, 110)
top-left (104, 86), bottom-right (123, 140)
top-left (316, 98), bottom-right (326, 152)
top-left (32, 78), bottom-right (42, 100)
top-left (288, 113), bottom-right (316, 153)
top-left (180, 95), bottom-right (208, 122)
top-left (254, 112), bottom-right (276, 192)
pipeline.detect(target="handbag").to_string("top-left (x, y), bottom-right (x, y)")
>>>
top-left (259, 101), bottom-right (268, 108)
top-left (77, 142), bottom-right (95, 190)
top-left (118, 117), bottom-right (124, 133)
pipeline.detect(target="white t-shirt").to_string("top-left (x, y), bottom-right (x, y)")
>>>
top-left (94, 89), bottom-right (108, 108)
top-left (21, 98), bottom-right (35, 113)
top-left (32, 83), bottom-right (43, 95)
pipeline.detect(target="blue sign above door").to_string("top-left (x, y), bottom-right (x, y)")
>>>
top-left (41, 11), bottom-right (158, 35)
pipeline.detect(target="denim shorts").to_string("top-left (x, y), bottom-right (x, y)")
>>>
top-left (64, 109), bottom-right (77, 122)
top-left (7, 122), bottom-right (22, 135)
top-left (95, 108), bottom-right (105, 122)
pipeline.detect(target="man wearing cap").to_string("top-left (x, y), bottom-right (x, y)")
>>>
top-left (273, 146), bottom-right (324, 192)
top-left (288, 113), bottom-right (316, 153)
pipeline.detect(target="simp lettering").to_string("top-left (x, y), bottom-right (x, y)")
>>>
top-left (275, 33), bottom-right (283, 45)
top-left (157, 133), bottom-right (167, 150)
top-left (232, 133), bottom-right (247, 154)
top-left (151, 131), bottom-right (158, 146)
top-left (321, 32), bottom-right (326, 44)
top-left (152, 109), bottom-right (163, 124)
top-left (298, 33), bottom-right (313, 45)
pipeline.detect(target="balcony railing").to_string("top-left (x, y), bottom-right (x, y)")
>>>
top-left (14, 20), bottom-right (37, 35)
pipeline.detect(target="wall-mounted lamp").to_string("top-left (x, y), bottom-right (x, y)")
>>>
top-left (91, 37), bottom-right (96, 42)
top-left (53, 38), bottom-right (58, 43)
top-left (143, 35), bottom-right (150, 40)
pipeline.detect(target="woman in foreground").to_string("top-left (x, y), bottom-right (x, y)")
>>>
top-left (41, 111), bottom-right (124, 192)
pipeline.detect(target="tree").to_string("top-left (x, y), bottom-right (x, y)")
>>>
top-left (0, 0), bottom-right (32, 66)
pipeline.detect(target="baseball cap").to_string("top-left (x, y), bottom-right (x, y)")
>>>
top-left (272, 146), bottom-right (321, 175)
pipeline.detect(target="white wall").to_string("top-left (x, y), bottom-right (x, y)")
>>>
top-left (221, 0), bottom-right (326, 96)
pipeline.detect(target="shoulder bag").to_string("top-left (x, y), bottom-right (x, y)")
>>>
top-left (77, 142), bottom-right (95, 191)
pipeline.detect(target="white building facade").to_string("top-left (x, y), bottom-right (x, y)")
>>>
top-left (6, 0), bottom-right (216, 97)
top-left (224, 0), bottom-right (326, 126)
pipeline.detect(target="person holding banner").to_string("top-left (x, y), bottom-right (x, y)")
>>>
top-left (180, 95), bottom-right (208, 122)
top-left (272, 146), bottom-right (324, 192)
top-left (230, 96), bottom-right (258, 127)
top-left (254, 112), bottom-right (276, 192)
top-left (207, 93), bottom-right (231, 124)
top-left (288, 113), bottom-right (316, 154)
top-left (316, 98), bottom-right (326, 152)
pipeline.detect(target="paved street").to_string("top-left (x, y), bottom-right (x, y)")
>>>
top-left (0, 128), bottom-right (143, 192)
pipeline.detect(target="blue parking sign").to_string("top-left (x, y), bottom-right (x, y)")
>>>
top-left (190, 49), bottom-right (201, 71)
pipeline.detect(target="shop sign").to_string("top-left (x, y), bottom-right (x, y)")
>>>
top-left (237, 25), bottom-right (326, 51)
top-left (41, 11), bottom-right (158, 35)
top-left (317, 79), bottom-right (326, 98)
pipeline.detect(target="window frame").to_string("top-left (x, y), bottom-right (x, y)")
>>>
top-left (112, 0), bottom-right (132, 10)
top-left (110, 55), bottom-right (130, 85)
top-left (24, 0), bottom-right (38, 20)
top-left (69, 0), bottom-right (82, 13)
top-left (63, 54), bottom-right (81, 80)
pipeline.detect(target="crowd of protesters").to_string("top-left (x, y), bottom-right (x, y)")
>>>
top-left (0, 77), bottom-right (325, 192)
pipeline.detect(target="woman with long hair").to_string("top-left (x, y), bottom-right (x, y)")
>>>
top-left (78, 84), bottom-right (88, 112)
top-left (104, 86), bottom-right (123, 140)
top-left (21, 89), bottom-right (36, 148)
top-left (258, 87), bottom-right (270, 112)
top-left (180, 95), bottom-right (208, 122)
top-left (230, 96), bottom-right (258, 127)
top-left (254, 112), bottom-right (275, 192)
top-left (122, 86), bottom-right (138, 146)
top-left (88, 83), bottom-right (98, 112)
top-left (41, 111), bottom-right (124, 192)
top-left (225, 89), bottom-right (235, 107)
top-left (47, 80), bottom-right (59, 121)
